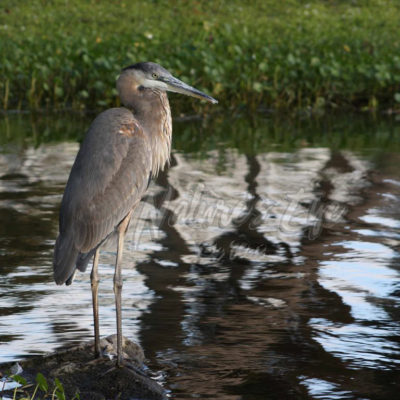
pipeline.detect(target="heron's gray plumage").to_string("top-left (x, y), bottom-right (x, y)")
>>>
top-left (54, 108), bottom-right (153, 284)
top-left (52, 61), bottom-right (217, 365)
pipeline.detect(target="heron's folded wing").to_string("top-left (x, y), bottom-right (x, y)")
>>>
top-left (60, 108), bottom-right (152, 253)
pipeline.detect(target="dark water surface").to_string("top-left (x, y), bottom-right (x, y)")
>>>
top-left (0, 112), bottom-right (399, 399)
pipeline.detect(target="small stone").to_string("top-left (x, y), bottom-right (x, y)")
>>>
top-left (10, 362), bottom-right (23, 375)
top-left (53, 362), bottom-right (77, 376)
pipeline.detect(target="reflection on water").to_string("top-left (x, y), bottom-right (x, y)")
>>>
top-left (0, 113), bottom-right (400, 399)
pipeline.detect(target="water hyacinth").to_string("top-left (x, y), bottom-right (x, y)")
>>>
top-left (0, 0), bottom-right (399, 112)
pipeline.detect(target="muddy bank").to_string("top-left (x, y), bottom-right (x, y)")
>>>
top-left (0, 335), bottom-right (166, 400)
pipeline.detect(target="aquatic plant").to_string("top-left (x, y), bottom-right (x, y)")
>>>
top-left (6, 373), bottom-right (79, 400)
top-left (0, 0), bottom-right (399, 112)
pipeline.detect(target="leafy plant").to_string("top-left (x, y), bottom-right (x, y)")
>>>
top-left (0, 0), bottom-right (400, 112)
top-left (4, 373), bottom-right (80, 400)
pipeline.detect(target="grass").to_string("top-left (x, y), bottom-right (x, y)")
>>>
top-left (1, 0), bottom-right (400, 112)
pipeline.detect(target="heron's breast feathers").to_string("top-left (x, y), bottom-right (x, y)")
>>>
top-left (150, 92), bottom-right (172, 176)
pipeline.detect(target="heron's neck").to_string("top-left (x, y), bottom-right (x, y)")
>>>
top-left (145, 91), bottom-right (172, 177)
top-left (126, 89), bottom-right (172, 176)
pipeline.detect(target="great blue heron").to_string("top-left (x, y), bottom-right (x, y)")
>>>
top-left (53, 62), bottom-right (217, 366)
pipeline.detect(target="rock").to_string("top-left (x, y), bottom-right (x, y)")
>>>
top-left (0, 335), bottom-right (166, 400)
top-left (79, 391), bottom-right (106, 400)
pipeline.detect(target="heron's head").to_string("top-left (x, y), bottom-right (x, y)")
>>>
top-left (117, 62), bottom-right (218, 105)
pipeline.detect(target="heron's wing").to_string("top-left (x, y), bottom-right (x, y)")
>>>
top-left (60, 107), bottom-right (152, 253)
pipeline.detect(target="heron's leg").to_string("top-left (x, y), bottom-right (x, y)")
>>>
top-left (114, 211), bottom-right (132, 367)
top-left (91, 248), bottom-right (101, 358)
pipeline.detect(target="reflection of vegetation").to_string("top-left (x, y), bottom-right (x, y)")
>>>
top-left (0, 113), bottom-right (90, 147)
top-left (175, 113), bottom-right (400, 158)
top-left (1, 113), bottom-right (399, 158)
top-left (0, 1), bottom-right (400, 111)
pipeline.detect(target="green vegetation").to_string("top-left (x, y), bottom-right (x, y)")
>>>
top-left (5, 373), bottom-right (78, 400)
top-left (1, 0), bottom-right (400, 112)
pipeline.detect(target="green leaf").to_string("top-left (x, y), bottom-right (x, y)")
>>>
top-left (55, 378), bottom-right (64, 392)
top-left (252, 82), bottom-right (263, 93)
top-left (287, 53), bottom-right (296, 65)
top-left (12, 374), bottom-right (27, 386)
top-left (234, 45), bottom-right (242, 55)
top-left (79, 90), bottom-right (89, 99)
top-left (394, 93), bottom-right (400, 103)
top-left (55, 378), bottom-right (66, 400)
top-left (54, 86), bottom-right (64, 98)
top-left (56, 389), bottom-right (66, 400)
top-left (35, 372), bottom-right (48, 392)
top-left (310, 57), bottom-right (320, 67)
top-left (93, 80), bottom-right (105, 91)
top-left (259, 62), bottom-right (268, 72)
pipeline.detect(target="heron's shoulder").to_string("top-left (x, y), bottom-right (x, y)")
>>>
top-left (89, 107), bottom-right (143, 137)
top-left (92, 107), bottom-right (136, 124)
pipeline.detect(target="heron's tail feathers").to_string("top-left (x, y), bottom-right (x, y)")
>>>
top-left (53, 234), bottom-right (79, 285)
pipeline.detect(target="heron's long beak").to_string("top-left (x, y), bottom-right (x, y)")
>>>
top-left (160, 76), bottom-right (218, 104)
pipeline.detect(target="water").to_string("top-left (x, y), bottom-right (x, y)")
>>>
top-left (0, 112), bottom-right (399, 399)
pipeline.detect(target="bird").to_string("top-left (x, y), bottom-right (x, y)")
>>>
top-left (53, 62), bottom-right (217, 366)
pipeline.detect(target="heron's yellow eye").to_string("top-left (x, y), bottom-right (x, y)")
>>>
top-left (152, 73), bottom-right (158, 79)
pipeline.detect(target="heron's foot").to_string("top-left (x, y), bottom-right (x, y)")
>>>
top-left (116, 356), bottom-right (124, 368)
top-left (100, 364), bottom-right (120, 376)
top-left (100, 358), bottom-right (146, 376)
top-left (99, 357), bottom-right (126, 376)
top-left (89, 335), bottom-right (145, 373)
top-left (99, 334), bottom-right (145, 362)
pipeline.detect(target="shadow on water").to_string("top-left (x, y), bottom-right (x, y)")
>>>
top-left (0, 112), bottom-right (400, 399)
